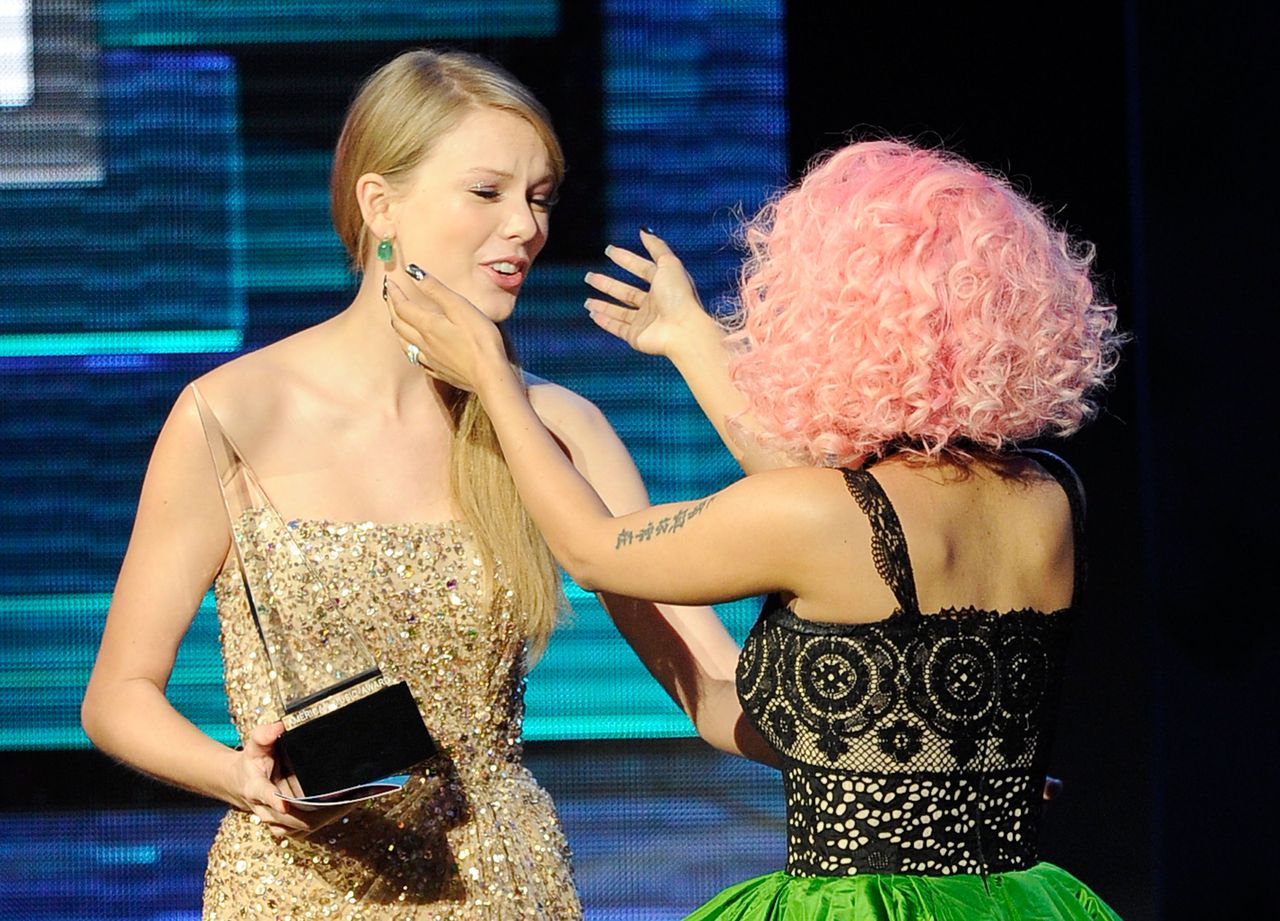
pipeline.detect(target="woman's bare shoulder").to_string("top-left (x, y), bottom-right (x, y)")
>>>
top-left (749, 464), bottom-right (875, 531)
top-left (524, 377), bottom-right (620, 462)
top-left (525, 375), bottom-right (606, 427)
top-left (867, 452), bottom-right (1074, 559)
top-left (187, 331), bottom-right (321, 436)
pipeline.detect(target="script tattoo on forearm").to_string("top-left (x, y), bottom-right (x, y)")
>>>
top-left (614, 495), bottom-right (716, 550)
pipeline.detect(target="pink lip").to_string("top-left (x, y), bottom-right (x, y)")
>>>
top-left (480, 261), bottom-right (527, 291)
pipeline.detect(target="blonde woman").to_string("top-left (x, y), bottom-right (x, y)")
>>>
top-left (81, 50), bottom-right (767, 919)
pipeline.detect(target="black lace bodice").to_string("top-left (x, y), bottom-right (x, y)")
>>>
top-left (736, 452), bottom-right (1085, 877)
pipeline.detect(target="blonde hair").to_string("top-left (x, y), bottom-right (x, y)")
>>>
top-left (330, 49), bottom-right (565, 273)
top-left (331, 49), bottom-right (565, 652)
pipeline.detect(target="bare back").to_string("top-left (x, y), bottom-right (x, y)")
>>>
top-left (788, 453), bottom-right (1078, 625)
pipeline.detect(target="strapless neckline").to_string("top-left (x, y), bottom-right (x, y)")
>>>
top-left (281, 517), bottom-right (471, 534)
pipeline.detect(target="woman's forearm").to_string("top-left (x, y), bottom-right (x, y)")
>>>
top-left (473, 362), bottom-right (617, 582)
top-left (82, 675), bottom-right (243, 807)
top-left (665, 312), bottom-right (800, 475)
top-left (584, 236), bottom-right (796, 474)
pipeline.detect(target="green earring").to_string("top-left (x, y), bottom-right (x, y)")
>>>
top-left (376, 236), bottom-right (393, 262)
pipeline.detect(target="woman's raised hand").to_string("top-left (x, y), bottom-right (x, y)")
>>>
top-left (585, 230), bottom-right (712, 359)
top-left (384, 265), bottom-right (510, 394)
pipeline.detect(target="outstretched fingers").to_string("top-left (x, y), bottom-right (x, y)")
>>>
top-left (586, 304), bottom-right (637, 341)
top-left (584, 270), bottom-right (645, 309)
top-left (638, 227), bottom-right (677, 262)
top-left (603, 243), bottom-right (657, 283)
top-left (585, 296), bottom-right (640, 325)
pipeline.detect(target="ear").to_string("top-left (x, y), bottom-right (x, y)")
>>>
top-left (356, 172), bottom-right (396, 240)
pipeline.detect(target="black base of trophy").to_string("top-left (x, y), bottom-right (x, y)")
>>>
top-left (277, 681), bottom-right (438, 796)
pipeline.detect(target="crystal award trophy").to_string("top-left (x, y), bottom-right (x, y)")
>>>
top-left (192, 385), bottom-right (437, 800)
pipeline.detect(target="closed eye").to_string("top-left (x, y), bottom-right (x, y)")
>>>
top-left (469, 184), bottom-right (558, 211)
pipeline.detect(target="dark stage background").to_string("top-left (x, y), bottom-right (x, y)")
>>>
top-left (789, 2), bottom-right (1278, 918)
top-left (3, 2), bottom-right (1275, 919)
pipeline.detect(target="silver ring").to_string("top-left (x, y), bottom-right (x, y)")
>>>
top-left (405, 343), bottom-right (420, 366)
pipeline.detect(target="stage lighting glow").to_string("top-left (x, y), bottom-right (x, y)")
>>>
top-left (0, 1), bottom-right (33, 108)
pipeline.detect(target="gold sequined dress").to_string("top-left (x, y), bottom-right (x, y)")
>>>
top-left (203, 517), bottom-right (581, 920)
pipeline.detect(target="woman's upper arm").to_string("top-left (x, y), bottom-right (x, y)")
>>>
top-left (527, 385), bottom-right (820, 606)
top-left (527, 382), bottom-right (652, 514)
top-left (572, 471), bottom-right (822, 604)
top-left (88, 386), bottom-right (232, 694)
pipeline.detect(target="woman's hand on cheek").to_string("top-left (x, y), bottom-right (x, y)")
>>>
top-left (384, 266), bottom-right (508, 393)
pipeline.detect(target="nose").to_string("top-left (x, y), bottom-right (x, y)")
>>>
top-left (502, 198), bottom-right (542, 244)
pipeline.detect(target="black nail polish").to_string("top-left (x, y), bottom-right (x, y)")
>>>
top-left (381, 276), bottom-right (388, 301)
top-left (405, 264), bottom-right (427, 281)
top-left (639, 226), bottom-right (655, 235)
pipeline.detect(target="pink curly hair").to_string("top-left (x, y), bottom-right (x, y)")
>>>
top-left (725, 140), bottom-right (1122, 465)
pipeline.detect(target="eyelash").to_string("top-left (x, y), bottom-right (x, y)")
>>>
top-left (469, 187), bottom-right (559, 210)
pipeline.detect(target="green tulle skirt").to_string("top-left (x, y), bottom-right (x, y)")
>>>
top-left (684, 862), bottom-right (1120, 921)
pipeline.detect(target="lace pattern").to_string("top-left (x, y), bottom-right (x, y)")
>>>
top-left (840, 468), bottom-right (919, 615)
top-left (736, 462), bottom-right (1083, 877)
top-left (783, 768), bottom-right (1044, 876)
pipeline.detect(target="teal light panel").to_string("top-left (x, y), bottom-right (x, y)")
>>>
top-left (0, 50), bottom-right (246, 345)
top-left (98, 1), bottom-right (558, 45)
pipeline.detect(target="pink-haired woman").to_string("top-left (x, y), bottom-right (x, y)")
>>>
top-left (388, 140), bottom-right (1125, 920)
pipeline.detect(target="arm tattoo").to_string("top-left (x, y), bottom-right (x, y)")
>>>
top-left (614, 495), bottom-right (715, 550)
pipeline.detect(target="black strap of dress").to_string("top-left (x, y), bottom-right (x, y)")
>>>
top-left (839, 450), bottom-right (1087, 612)
top-left (1018, 448), bottom-right (1087, 603)
top-left (839, 467), bottom-right (921, 616)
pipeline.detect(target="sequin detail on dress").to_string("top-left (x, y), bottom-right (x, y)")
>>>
top-left (736, 458), bottom-right (1084, 878)
top-left (203, 516), bottom-right (581, 920)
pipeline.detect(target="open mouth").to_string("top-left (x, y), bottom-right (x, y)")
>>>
top-left (482, 260), bottom-right (526, 290)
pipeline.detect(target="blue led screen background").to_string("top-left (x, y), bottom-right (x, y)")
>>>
top-left (5, 2), bottom-right (1270, 917)
top-left (0, 0), bottom-right (787, 750)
